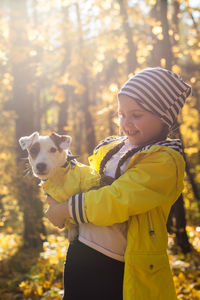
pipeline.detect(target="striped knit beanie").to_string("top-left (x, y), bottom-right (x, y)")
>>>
top-left (118, 67), bottom-right (192, 127)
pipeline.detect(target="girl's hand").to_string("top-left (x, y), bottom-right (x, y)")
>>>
top-left (45, 196), bottom-right (70, 229)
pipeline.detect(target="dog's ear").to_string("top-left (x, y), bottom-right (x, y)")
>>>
top-left (60, 135), bottom-right (72, 149)
top-left (19, 132), bottom-right (39, 150)
top-left (50, 132), bottom-right (72, 150)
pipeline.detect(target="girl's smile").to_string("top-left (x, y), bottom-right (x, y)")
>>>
top-left (118, 95), bottom-right (166, 146)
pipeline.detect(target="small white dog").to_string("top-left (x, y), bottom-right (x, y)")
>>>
top-left (19, 131), bottom-right (79, 241)
top-left (19, 131), bottom-right (73, 180)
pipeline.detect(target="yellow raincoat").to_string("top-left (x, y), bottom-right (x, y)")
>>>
top-left (42, 162), bottom-right (100, 203)
top-left (82, 137), bottom-right (185, 300)
top-left (43, 136), bottom-right (185, 300)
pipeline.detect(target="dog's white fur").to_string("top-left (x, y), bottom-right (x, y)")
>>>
top-left (19, 131), bottom-right (72, 180)
top-left (19, 131), bottom-right (78, 241)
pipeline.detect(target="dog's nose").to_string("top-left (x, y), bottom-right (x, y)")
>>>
top-left (36, 163), bottom-right (47, 173)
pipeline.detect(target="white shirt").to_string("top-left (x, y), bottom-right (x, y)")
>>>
top-left (78, 140), bottom-right (134, 261)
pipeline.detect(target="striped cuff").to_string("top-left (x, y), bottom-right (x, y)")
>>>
top-left (68, 193), bottom-right (89, 224)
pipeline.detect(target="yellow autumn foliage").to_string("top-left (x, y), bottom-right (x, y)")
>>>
top-left (0, 0), bottom-right (200, 298)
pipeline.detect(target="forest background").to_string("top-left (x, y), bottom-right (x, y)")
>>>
top-left (0, 0), bottom-right (200, 299)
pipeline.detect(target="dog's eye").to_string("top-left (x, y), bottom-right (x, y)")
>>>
top-left (30, 147), bottom-right (37, 155)
top-left (50, 147), bottom-right (57, 153)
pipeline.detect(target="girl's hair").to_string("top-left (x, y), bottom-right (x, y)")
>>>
top-left (99, 123), bottom-right (170, 180)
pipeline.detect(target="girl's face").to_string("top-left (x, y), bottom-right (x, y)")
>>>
top-left (118, 95), bottom-right (166, 146)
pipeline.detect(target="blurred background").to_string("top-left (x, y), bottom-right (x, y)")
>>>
top-left (0, 0), bottom-right (200, 299)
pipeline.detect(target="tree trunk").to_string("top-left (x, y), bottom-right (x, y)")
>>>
top-left (81, 74), bottom-right (97, 154)
top-left (108, 110), bottom-right (116, 136)
top-left (172, 0), bottom-right (180, 66)
top-left (167, 128), bottom-right (192, 253)
top-left (75, 2), bottom-right (96, 154)
top-left (167, 195), bottom-right (191, 254)
top-left (159, 0), bottom-right (173, 69)
top-left (118, 0), bottom-right (137, 73)
top-left (150, 0), bottom-right (173, 69)
top-left (150, 0), bottom-right (191, 252)
top-left (57, 5), bottom-right (72, 135)
top-left (180, 130), bottom-right (200, 213)
top-left (9, 0), bottom-right (45, 248)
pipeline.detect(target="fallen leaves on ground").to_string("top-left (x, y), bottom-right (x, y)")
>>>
top-left (0, 226), bottom-right (199, 299)
top-left (168, 226), bottom-right (200, 300)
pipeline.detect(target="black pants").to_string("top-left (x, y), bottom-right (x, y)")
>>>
top-left (63, 240), bottom-right (124, 300)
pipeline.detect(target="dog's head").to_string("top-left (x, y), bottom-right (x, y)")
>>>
top-left (19, 132), bottom-right (72, 180)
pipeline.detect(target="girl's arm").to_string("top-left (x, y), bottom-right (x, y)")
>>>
top-left (69, 149), bottom-right (185, 226)
top-left (45, 149), bottom-right (185, 228)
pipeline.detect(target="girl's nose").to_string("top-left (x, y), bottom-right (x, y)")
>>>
top-left (124, 117), bottom-right (133, 126)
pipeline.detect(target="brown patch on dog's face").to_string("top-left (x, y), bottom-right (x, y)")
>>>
top-left (50, 133), bottom-right (64, 152)
top-left (29, 142), bottom-right (40, 159)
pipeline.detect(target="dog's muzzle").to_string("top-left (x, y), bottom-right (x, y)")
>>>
top-left (36, 162), bottom-right (47, 173)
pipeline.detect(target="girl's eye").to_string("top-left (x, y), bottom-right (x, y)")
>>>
top-left (50, 147), bottom-right (57, 153)
top-left (133, 114), bottom-right (142, 119)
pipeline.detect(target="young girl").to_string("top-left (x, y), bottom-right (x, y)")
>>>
top-left (45, 67), bottom-right (191, 300)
